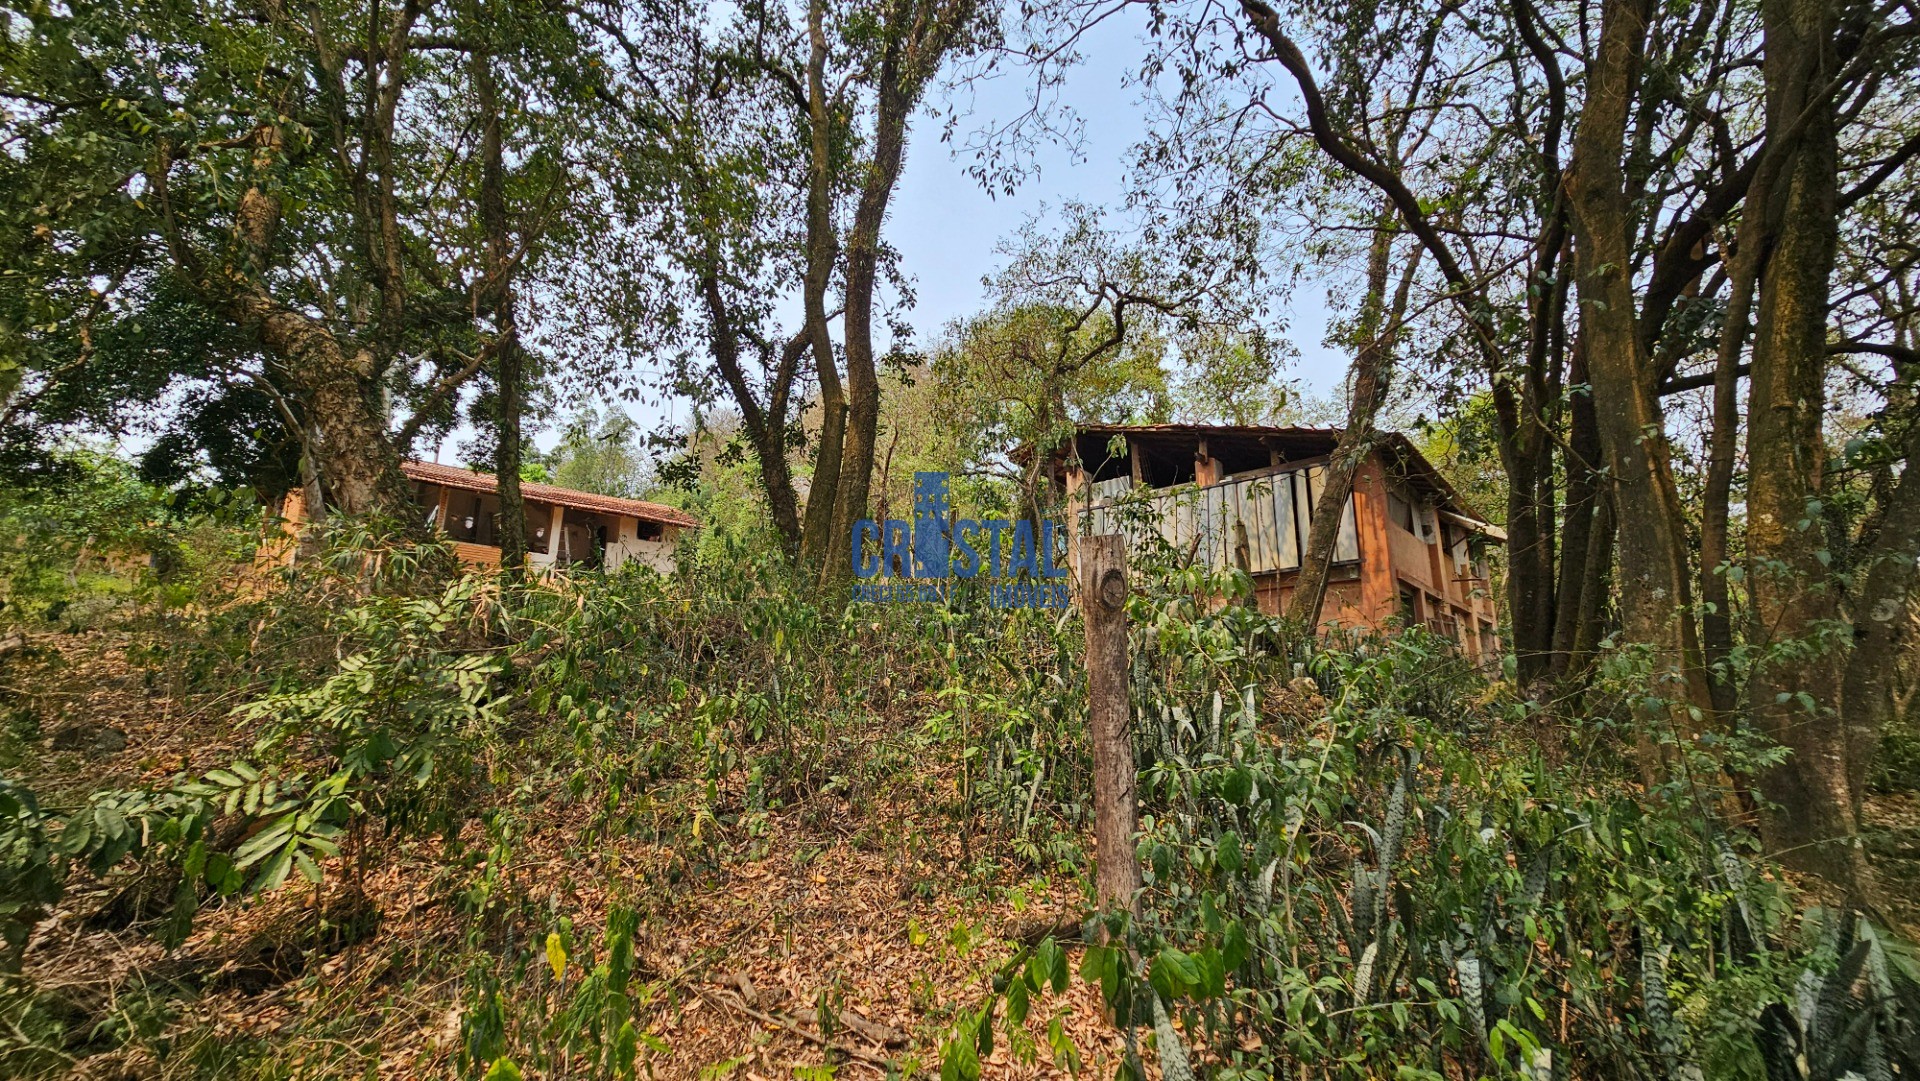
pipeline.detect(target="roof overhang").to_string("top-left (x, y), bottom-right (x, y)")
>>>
top-left (1036, 424), bottom-right (1498, 533)
top-left (402, 461), bottom-right (697, 528)
top-left (1439, 508), bottom-right (1508, 543)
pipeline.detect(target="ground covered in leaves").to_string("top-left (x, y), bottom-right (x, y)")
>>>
top-left (3, 625), bottom-right (1126, 1080)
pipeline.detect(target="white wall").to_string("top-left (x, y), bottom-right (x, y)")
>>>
top-left (605, 519), bottom-right (679, 574)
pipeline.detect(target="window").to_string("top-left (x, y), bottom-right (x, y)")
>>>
top-left (1449, 525), bottom-right (1473, 576)
top-left (1387, 491), bottom-right (1415, 533)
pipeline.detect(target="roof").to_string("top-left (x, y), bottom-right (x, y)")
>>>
top-left (402, 461), bottom-right (697, 528)
top-left (1069, 423), bottom-right (1342, 463)
top-left (1053, 423), bottom-right (1498, 539)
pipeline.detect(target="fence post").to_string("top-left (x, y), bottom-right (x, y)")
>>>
top-left (1080, 533), bottom-right (1141, 918)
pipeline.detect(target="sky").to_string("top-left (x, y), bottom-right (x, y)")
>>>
top-left (498, 10), bottom-right (1351, 459)
top-left (887, 12), bottom-right (1345, 393)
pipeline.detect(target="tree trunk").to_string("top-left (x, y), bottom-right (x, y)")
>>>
top-left (802, 375), bottom-right (848, 571)
top-left (1699, 257), bottom-right (1759, 716)
top-left (699, 273), bottom-right (804, 552)
top-left (476, 55), bottom-right (527, 573)
top-left (822, 71), bottom-right (910, 588)
top-left (797, 0), bottom-right (843, 571)
top-left (152, 125), bottom-right (411, 522)
top-left (1080, 534), bottom-right (1141, 916)
top-left (1292, 218), bottom-right (1416, 627)
top-left (1503, 249), bottom-right (1566, 690)
top-left (819, 0), bottom-right (977, 589)
top-left (1567, 0), bottom-right (1718, 760)
top-left (227, 287), bottom-right (410, 518)
top-left (492, 340), bottom-right (528, 572)
top-left (1549, 338), bottom-right (1602, 678)
top-left (1746, 0), bottom-right (1865, 891)
top-left (1571, 490), bottom-right (1618, 664)
top-left (1840, 394), bottom-right (1920, 815)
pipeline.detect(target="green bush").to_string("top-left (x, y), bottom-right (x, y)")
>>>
top-left (946, 588), bottom-right (1920, 1081)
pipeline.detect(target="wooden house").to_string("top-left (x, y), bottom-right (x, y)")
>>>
top-left (278, 460), bottom-right (696, 573)
top-left (1050, 424), bottom-right (1505, 659)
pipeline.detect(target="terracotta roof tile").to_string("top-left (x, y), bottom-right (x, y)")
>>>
top-left (402, 461), bottom-right (697, 528)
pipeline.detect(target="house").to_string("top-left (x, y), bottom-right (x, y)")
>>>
top-left (278, 460), bottom-right (696, 573)
top-left (1049, 424), bottom-right (1504, 659)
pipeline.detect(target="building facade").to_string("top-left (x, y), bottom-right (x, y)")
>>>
top-left (278, 460), bottom-right (695, 574)
top-left (1051, 424), bottom-right (1504, 660)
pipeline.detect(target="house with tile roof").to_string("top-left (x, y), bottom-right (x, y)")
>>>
top-left (278, 461), bottom-right (696, 574)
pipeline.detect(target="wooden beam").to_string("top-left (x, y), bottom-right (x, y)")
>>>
top-left (1349, 455), bottom-right (1398, 625)
top-left (1194, 437), bottom-right (1219, 487)
top-left (1079, 534), bottom-right (1140, 919)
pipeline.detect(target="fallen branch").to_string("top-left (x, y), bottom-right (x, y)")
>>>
top-left (1004, 912), bottom-right (1083, 948)
top-left (792, 1005), bottom-right (909, 1049)
top-left (696, 985), bottom-right (896, 1071)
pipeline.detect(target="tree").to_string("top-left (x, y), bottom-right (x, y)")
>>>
top-left (928, 302), bottom-right (1169, 509)
top-left (2, 0), bottom-right (586, 519)
top-left (962, 202), bottom-right (1277, 513)
top-left (1290, 217), bottom-right (1422, 629)
top-left (583, 0), bottom-right (992, 579)
top-left (1101, 0), bottom-right (1919, 888)
top-left (545, 406), bottom-right (655, 501)
top-left (1167, 333), bottom-right (1293, 427)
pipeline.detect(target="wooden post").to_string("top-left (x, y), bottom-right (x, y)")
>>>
top-left (1194, 437), bottom-right (1218, 487)
top-left (549, 504), bottom-right (567, 562)
top-left (1064, 464), bottom-right (1089, 580)
top-left (1349, 457), bottom-right (1398, 626)
top-left (1080, 534), bottom-right (1141, 917)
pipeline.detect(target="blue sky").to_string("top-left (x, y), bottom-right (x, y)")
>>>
top-left (887, 11), bottom-right (1347, 398)
top-left (506, 10), bottom-right (1350, 457)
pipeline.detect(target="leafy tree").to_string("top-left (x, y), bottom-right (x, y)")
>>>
top-left (1167, 331), bottom-right (1294, 427)
top-left (579, 0), bottom-right (997, 577)
top-left (543, 405), bottom-right (655, 501)
top-left (2, 0), bottom-right (591, 521)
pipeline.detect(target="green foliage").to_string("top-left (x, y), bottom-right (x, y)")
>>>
top-left (0, 525), bottom-right (494, 959)
top-left (457, 905), bottom-right (664, 1079)
top-left (0, 780), bottom-right (60, 967)
top-left (237, 577), bottom-right (507, 844)
top-left (944, 588), bottom-right (1920, 1080)
top-left (542, 405), bottom-right (657, 500)
top-left (0, 448), bottom-right (188, 623)
top-left (3, 484), bottom-right (1914, 1080)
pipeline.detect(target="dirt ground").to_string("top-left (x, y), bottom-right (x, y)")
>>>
top-left (5, 627), bottom-right (1130, 1079)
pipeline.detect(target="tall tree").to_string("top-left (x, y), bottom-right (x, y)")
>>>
top-left (815, 0), bottom-right (987, 585)
top-left (1231, 0), bottom-right (1578, 685)
top-left (1291, 216), bottom-right (1421, 628)
top-left (2, 0), bottom-right (585, 519)
top-left (585, 0), bottom-right (989, 576)
top-left (1743, 0), bottom-right (1853, 880)
top-left (1564, 0), bottom-right (1719, 745)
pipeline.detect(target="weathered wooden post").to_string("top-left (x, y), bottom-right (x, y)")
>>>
top-left (1080, 533), bottom-right (1141, 917)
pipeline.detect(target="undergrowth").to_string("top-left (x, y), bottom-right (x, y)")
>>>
top-left (0, 505), bottom-right (1915, 1079)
